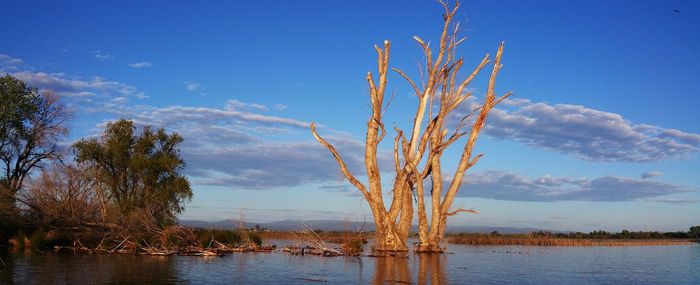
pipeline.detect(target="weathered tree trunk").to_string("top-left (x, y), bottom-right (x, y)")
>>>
top-left (311, 41), bottom-right (410, 252)
top-left (312, 0), bottom-right (508, 253)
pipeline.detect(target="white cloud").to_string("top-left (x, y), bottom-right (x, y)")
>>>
top-left (91, 50), bottom-right (112, 61)
top-left (0, 54), bottom-right (24, 66)
top-left (453, 98), bottom-right (700, 162)
top-left (128, 62), bottom-right (153, 68)
top-left (457, 171), bottom-right (693, 202)
top-left (225, 99), bottom-right (268, 111)
top-left (89, 100), bottom-right (391, 189)
top-left (11, 71), bottom-right (142, 99)
top-left (0, 55), bottom-right (148, 104)
top-left (184, 80), bottom-right (201, 91)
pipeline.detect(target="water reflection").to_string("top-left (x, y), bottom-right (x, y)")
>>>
top-left (1, 250), bottom-right (179, 284)
top-left (373, 254), bottom-right (448, 285)
top-left (373, 256), bottom-right (411, 284)
top-left (2, 245), bottom-right (698, 284)
top-left (0, 249), bottom-right (15, 284)
top-left (417, 254), bottom-right (448, 285)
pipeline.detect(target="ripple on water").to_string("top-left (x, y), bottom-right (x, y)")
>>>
top-left (1, 245), bottom-right (699, 284)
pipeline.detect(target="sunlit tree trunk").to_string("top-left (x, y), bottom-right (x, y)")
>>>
top-left (311, 0), bottom-right (509, 253)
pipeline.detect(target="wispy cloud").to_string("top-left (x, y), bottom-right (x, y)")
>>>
top-left (318, 184), bottom-right (362, 197)
top-left (646, 198), bottom-right (699, 204)
top-left (12, 71), bottom-right (143, 99)
top-left (1, 55), bottom-right (147, 103)
top-left (457, 171), bottom-right (693, 202)
top-left (641, 171), bottom-right (663, 179)
top-left (225, 99), bottom-right (268, 111)
top-left (128, 62), bottom-right (153, 68)
top-left (454, 98), bottom-right (700, 162)
top-left (184, 80), bottom-right (201, 91)
top-left (91, 50), bottom-right (112, 61)
top-left (0, 54), bottom-right (24, 66)
top-left (89, 100), bottom-right (388, 189)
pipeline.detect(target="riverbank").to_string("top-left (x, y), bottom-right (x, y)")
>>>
top-left (5, 229), bottom-right (696, 251)
top-left (258, 231), bottom-right (697, 246)
top-left (257, 231), bottom-right (367, 244)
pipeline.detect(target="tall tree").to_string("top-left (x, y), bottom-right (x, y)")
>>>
top-left (1, 75), bottom-right (70, 237)
top-left (311, 1), bottom-right (509, 252)
top-left (73, 119), bottom-right (192, 225)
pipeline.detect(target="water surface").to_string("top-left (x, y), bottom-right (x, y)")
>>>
top-left (1, 244), bottom-right (698, 284)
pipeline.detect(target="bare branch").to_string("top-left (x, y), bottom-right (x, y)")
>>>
top-left (455, 54), bottom-right (490, 98)
top-left (367, 72), bottom-right (377, 106)
top-left (392, 68), bottom-right (421, 97)
top-left (310, 122), bottom-right (370, 199)
top-left (382, 91), bottom-right (396, 117)
top-left (486, 42), bottom-right (506, 105)
top-left (491, 91), bottom-right (513, 110)
top-left (377, 119), bottom-right (387, 143)
top-left (467, 153), bottom-right (484, 169)
top-left (445, 208), bottom-right (479, 217)
top-left (392, 127), bottom-right (403, 175)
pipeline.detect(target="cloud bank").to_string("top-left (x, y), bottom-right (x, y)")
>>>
top-left (93, 100), bottom-right (380, 189)
top-left (3, 53), bottom-right (697, 203)
top-left (11, 71), bottom-right (144, 99)
top-left (457, 171), bottom-right (692, 202)
top-left (454, 98), bottom-right (700, 162)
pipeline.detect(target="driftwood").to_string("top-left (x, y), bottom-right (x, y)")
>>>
top-left (282, 246), bottom-right (343, 257)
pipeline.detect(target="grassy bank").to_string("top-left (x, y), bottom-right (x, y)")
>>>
top-left (260, 231), bottom-right (697, 246)
top-left (5, 227), bottom-right (262, 255)
top-left (257, 231), bottom-right (367, 245)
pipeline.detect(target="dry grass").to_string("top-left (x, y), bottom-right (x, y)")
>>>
top-left (260, 231), bottom-right (696, 247)
top-left (447, 234), bottom-right (696, 246)
top-left (258, 231), bottom-right (366, 244)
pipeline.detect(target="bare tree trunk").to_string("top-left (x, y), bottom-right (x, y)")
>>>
top-left (312, 0), bottom-right (508, 253)
top-left (311, 41), bottom-right (410, 252)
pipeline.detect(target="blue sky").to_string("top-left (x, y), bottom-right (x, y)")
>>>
top-left (2, 0), bottom-right (699, 232)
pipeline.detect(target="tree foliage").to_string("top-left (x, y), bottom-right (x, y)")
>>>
top-left (21, 164), bottom-right (102, 229)
top-left (73, 119), bottom-right (192, 225)
top-left (1, 74), bottom-right (70, 240)
top-left (690, 226), bottom-right (700, 238)
top-left (1, 75), bottom-right (70, 194)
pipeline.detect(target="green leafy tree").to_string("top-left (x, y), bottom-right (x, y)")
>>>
top-left (73, 119), bottom-right (192, 225)
top-left (1, 75), bottom-right (70, 239)
top-left (690, 226), bottom-right (700, 238)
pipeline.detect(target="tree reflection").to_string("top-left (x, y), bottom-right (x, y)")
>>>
top-left (372, 254), bottom-right (447, 285)
top-left (0, 249), bottom-right (14, 284)
top-left (5, 253), bottom-right (178, 284)
top-left (417, 254), bottom-right (448, 285)
top-left (373, 256), bottom-right (411, 284)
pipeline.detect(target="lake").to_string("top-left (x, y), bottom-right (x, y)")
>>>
top-left (2, 243), bottom-right (699, 284)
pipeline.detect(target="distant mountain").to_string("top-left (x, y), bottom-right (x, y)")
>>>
top-left (179, 219), bottom-right (249, 229)
top-left (179, 219), bottom-right (557, 234)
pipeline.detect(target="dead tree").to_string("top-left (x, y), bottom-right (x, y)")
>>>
top-left (311, 1), bottom-right (509, 252)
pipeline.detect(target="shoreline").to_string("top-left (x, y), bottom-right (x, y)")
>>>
top-left (257, 231), bottom-right (697, 247)
top-left (447, 237), bottom-right (697, 246)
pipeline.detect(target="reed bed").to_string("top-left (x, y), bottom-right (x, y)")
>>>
top-left (258, 231), bottom-right (366, 244)
top-left (447, 233), bottom-right (696, 246)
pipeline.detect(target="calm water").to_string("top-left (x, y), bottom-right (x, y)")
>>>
top-left (1, 243), bottom-right (699, 284)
